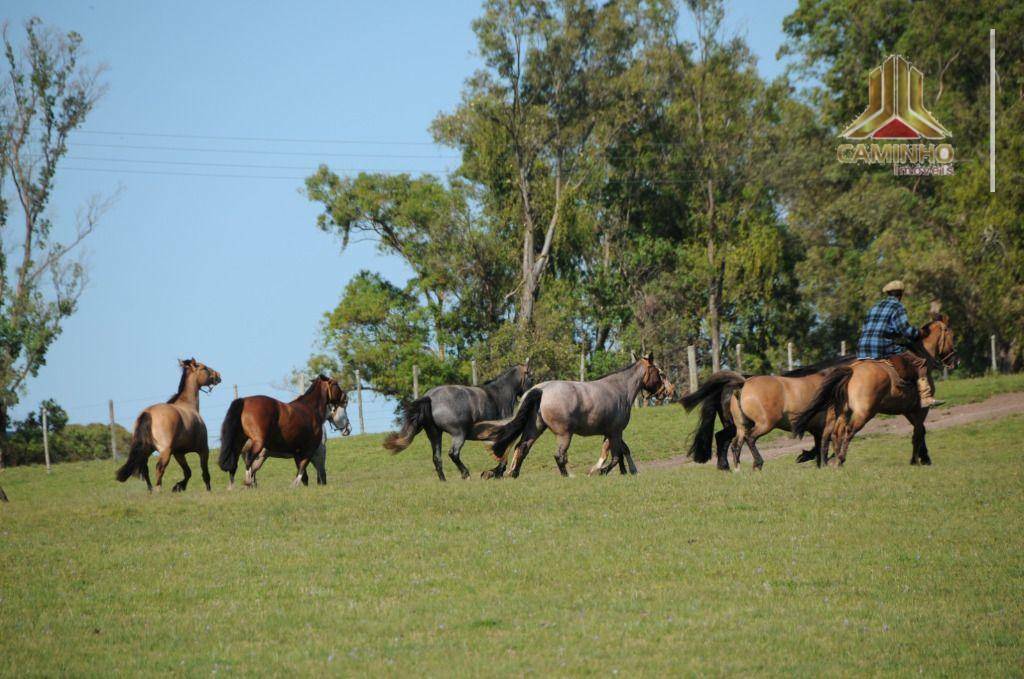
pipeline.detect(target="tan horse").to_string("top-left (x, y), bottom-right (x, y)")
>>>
top-left (115, 358), bottom-right (222, 491)
top-left (680, 356), bottom-right (855, 470)
top-left (794, 315), bottom-right (959, 466)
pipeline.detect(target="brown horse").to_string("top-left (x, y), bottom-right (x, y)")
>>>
top-left (115, 358), bottom-right (222, 492)
top-left (794, 314), bottom-right (959, 466)
top-left (218, 375), bottom-right (347, 488)
top-left (680, 355), bottom-right (855, 471)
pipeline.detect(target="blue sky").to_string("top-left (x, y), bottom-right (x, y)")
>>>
top-left (5, 0), bottom-right (796, 436)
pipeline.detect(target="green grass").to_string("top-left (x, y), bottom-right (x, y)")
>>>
top-left (1, 378), bottom-right (1022, 676)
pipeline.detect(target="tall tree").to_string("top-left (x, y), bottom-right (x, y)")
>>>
top-left (0, 19), bottom-right (115, 467)
top-left (433, 0), bottom-right (672, 328)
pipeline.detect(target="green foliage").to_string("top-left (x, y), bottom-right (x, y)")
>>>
top-left (0, 18), bottom-right (112, 464)
top-left (2, 398), bottom-right (128, 466)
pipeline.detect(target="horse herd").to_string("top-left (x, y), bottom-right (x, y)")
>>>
top-left (114, 314), bottom-right (957, 491)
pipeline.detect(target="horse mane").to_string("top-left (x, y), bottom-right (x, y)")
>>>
top-left (590, 360), bottom-right (639, 382)
top-left (483, 365), bottom-right (519, 386)
top-left (782, 354), bottom-right (855, 377)
top-left (166, 365), bottom-right (190, 403)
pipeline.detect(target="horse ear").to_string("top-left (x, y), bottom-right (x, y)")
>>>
top-left (941, 313), bottom-right (949, 324)
top-left (644, 351), bottom-right (654, 362)
top-left (630, 350), bottom-right (638, 362)
top-left (524, 356), bottom-right (531, 368)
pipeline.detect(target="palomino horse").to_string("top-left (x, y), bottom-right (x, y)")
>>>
top-left (261, 404), bottom-right (352, 485)
top-left (794, 314), bottom-right (959, 466)
top-left (218, 375), bottom-right (347, 488)
top-left (115, 358), bottom-right (222, 491)
top-left (383, 362), bottom-right (532, 480)
top-left (481, 353), bottom-right (673, 479)
top-left (680, 356), bottom-right (855, 471)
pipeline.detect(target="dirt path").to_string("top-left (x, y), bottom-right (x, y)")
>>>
top-left (643, 391), bottom-right (1024, 470)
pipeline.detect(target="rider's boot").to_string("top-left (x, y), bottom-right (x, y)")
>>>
top-left (917, 377), bottom-right (944, 408)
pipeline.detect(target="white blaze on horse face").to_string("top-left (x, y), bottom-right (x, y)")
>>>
top-left (329, 405), bottom-right (352, 436)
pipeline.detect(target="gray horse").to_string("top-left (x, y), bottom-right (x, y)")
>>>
top-left (481, 353), bottom-right (673, 479)
top-left (383, 361), bottom-right (533, 480)
top-left (239, 403), bottom-right (351, 487)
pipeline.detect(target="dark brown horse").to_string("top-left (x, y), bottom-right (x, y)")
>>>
top-left (115, 358), bottom-right (222, 492)
top-left (218, 375), bottom-right (347, 488)
top-left (794, 315), bottom-right (959, 466)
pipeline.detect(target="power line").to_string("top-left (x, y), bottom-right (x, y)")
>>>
top-left (65, 155), bottom-right (455, 173)
top-left (75, 128), bottom-right (443, 146)
top-left (70, 141), bottom-right (459, 159)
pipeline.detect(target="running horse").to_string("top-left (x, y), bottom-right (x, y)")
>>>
top-left (383, 362), bottom-right (532, 480)
top-left (260, 403), bottom-right (352, 485)
top-left (115, 358), bottom-right (222, 491)
top-left (218, 375), bottom-right (347, 488)
top-left (481, 353), bottom-right (674, 479)
top-left (794, 314), bottom-right (959, 466)
top-left (680, 355), bottom-right (855, 470)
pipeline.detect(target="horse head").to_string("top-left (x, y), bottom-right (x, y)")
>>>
top-left (639, 352), bottom-right (675, 400)
top-left (179, 357), bottom-right (221, 392)
top-left (920, 313), bottom-right (959, 370)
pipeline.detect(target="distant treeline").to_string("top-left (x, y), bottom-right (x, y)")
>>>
top-left (301, 0), bottom-right (1021, 396)
top-left (1, 400), bottom-right (130, 467)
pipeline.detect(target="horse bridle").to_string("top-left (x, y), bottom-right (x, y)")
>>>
top-left (929, 323), bottom-right (958, 369)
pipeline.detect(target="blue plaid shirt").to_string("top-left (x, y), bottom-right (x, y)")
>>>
top-left (857, 297), bottom-right (920, 359)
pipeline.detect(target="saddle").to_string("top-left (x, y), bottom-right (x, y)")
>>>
top-left (855, 355), bottom-right (915, 398)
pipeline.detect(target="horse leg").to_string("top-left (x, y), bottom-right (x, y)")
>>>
top-left (731, 418), bottom-right (747, 470)
top-left (744, 422), bottom-right (771, 471)
top-left (589, 438), bottom-right (611, 476)
top-left (425, 427), bottom-right (446, 481)
top-left (313, 445), bottom-right (327, 485)
top-left (244, 440), bottom-right (267, 488)
top-left (621, 440), bottom-right (638, 475)
top-left (715, 423), bottom-right (735, 471)
top-left (229, 439), bottom-right (252, 490)
top-left (905, 410), bottom-right (930, 466)
top-left (294, 457), bottom-right (309, 486)
top-left (836, 410), bottom-right (869, 467)
top-left (197, 442), bottom-right (212, 491)
top-left (153, 448), bottom-right (173, 492)
top-left (507, 420), bottom-right (546, 479)
top-left (292, 454), bottom-right (313, 488)
top-left (553, 433), bottom-right (573, 477)
top-left (598, 435), bottom-right (625, 475)
top-left (448, 432), bottom-right (471, 480)
top-left (171, 452), bottom-right (192, 493)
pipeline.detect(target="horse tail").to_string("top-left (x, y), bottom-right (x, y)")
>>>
top-left (116, 412), bottom-right (155, 482)
top-left (383, 397), bottom-right (433, 454)
top-left (682, 371), bottom-right (745, 463)
top-left (793, 366), bottom-right (853, 437)
top-left (485, 389), bottom-right (543, 458)
top-left (218, 399), bottom-right (246, 472)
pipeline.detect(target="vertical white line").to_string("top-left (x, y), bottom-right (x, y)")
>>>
top-left (990, 28), bottom-right (996, 193)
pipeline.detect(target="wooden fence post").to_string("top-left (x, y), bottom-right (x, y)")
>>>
top-left (787, 342), bottom-right (794, 372)
top-left (471, 360), bottom-right (478, 386)
top-left (580, 350), bottom-right (586, 382)
top-left (840, 340), bottom-right (847, 356)
top-left (991, 334), bottom-right (998, 374)
top-left (108, 399), bottom-right (118, 461)
top-left (354, 370), bottom-right (365, 435)
top-left (42, 408), bottom-right (51, 473)
top-left (735, 344), bottom-right (742, 372)
top-left (687, 345), bottom-right (698, 391)
top-left (413, 365), bottom-right (420, 399)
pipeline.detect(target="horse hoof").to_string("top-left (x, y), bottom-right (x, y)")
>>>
top-left (480, 469), bottom-right (494, 480)
top-left (171, 484), bottom-right (184, 493)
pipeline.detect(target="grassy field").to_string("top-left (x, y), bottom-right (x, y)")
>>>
top-left (1, 375), bottom-right (1022, 675)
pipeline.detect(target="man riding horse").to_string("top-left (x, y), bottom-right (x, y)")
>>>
top-left (857, 280), bottom-right (943, 408)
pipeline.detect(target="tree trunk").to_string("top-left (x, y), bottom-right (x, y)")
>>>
top-left (519, 223), bottom-right (536, 328)
top-left (0, 402), bottom-right (7, 470)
